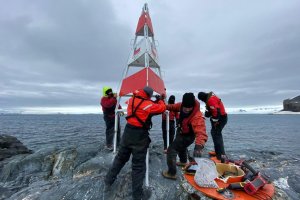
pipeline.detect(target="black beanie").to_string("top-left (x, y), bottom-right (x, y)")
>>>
top-left (182, 93), bottom-right (195, 108)
top-left (198, 92), bottom-right (208, 102)
top-left (168, 95), bottom-right (175, 104)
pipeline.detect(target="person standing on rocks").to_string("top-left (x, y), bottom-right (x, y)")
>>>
top-left (100, 86), bottom-right (121, 151)
top-left (105, 86), bottom-right (166, 200)
top-left (198, 91), bottom-right (228, 161)
top-left (162, 93), bottom-right (208, 180)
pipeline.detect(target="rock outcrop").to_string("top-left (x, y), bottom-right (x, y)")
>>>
top-left (0, 135), bottom-right (32, 161)
top-left (283, 95), bottom-right (300, 112)
top-left (0, 135), bottom-right (289, 200)
top-left (0, 143), bottom-right (195, 200)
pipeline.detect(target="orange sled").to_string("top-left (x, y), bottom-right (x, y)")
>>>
top-left (184, 156), bottom-right (275, 200)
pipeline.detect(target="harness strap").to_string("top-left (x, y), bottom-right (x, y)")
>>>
top-left (126, 96), bottom-right (151, 129)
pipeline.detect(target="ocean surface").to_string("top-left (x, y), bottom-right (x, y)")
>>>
top-left (0, 114), bottom-right (299, 199)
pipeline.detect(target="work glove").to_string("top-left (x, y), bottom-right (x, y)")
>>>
top-left (154, 95), bottom-right (161, 102)
top-left (193, 144), bottom-right (204, 157)
top-left (204, 111), bottom-right (211, 118)
top-left (119, 111), bottom-right (125, 116)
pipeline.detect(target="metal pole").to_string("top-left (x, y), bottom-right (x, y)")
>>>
top-left (113, 112), bottom-right (119, 154)
top-left (166, 110), bottom-right (170, 148)
top-left (145, 148), bottom-right (149, 186)
top-left (144, 20), bottom-right (151, 187)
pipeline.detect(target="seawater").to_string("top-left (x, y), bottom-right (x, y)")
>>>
top-left (0, 114), bottom-right (299, 199)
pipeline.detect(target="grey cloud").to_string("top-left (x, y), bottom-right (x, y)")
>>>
top-left (1, 0), bottom-right (300, 111)
top-left (0, 0), bottom-right (131, 83)
top-left (152, 1), bottom-right (300, 107)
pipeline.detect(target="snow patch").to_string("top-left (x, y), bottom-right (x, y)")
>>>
top-left (273, 177), bottom-right (290, 189)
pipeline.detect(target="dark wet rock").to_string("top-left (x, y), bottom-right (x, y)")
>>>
top-left (0, 186), bottom-right (15, 200)
top-left (0, 136), bottom-right (292, 200)
top-left (283, 95), bottom-right (300, 112)
top-left (0, 135), bottom-right (32, 161)
top-left (0, 141), bottom-right (194, 200)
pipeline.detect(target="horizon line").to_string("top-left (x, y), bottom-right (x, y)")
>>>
top-left (0, 105), bottom-right (285, 115)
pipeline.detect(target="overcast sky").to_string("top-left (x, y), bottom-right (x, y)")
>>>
top-left (1, 0), bottom-right (299, 113)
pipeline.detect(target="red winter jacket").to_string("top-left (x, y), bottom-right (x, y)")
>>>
top-left (100, 96), bottom-right (121, 118)
top-left (206, 93), bottom-right (227, 119)
top-left (166, 101), bottom-right (207, 146)
top-left (126, 89), bottom-right (166, 128)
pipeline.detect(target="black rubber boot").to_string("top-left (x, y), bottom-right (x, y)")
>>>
top-left (142, 187), bottom-right (152, 200)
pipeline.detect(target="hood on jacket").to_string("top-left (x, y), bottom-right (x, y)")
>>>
top-left (103, 86), bottom-right (112, 97)
top-left (133, 89), bottom-right (151, 99)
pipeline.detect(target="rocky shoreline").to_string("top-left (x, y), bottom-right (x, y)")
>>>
top-left (0, 135), bottom-right (289, 200)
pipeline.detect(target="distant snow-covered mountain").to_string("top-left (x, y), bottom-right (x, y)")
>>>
top-left (2, 105), bottom-right (300, 115)
top-left (226, 106), bottom-right (283, 114)
top-left (199, 105), bottom-right (283, 114)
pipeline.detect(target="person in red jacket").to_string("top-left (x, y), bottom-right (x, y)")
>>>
top-left (105, 86), bottom-right (166, 200)
top-left (162, 93), bottom-right (207, 180)
top-left (100, 87), bottom-right (121, 151)
top-left (198, 91), bottom-right (228, 161)
top-left (161, 95), bottom-right (179, 153)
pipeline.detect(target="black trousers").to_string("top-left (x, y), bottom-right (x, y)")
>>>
top-left (167, 129), bottom-right (195, 175)
top-left (103, 115), bottom-right (120, 147)
top-left (162, 120), bottom-right (175, 149)
top-left (105, 124), bottom-right (151, 200)
top-left (210, 115), bottom-right (228, 159)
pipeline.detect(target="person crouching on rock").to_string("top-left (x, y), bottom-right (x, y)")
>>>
top-left (105, 86), bottom-right (166, 200)
top-left (162, 92), bottom-right (208, 180)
